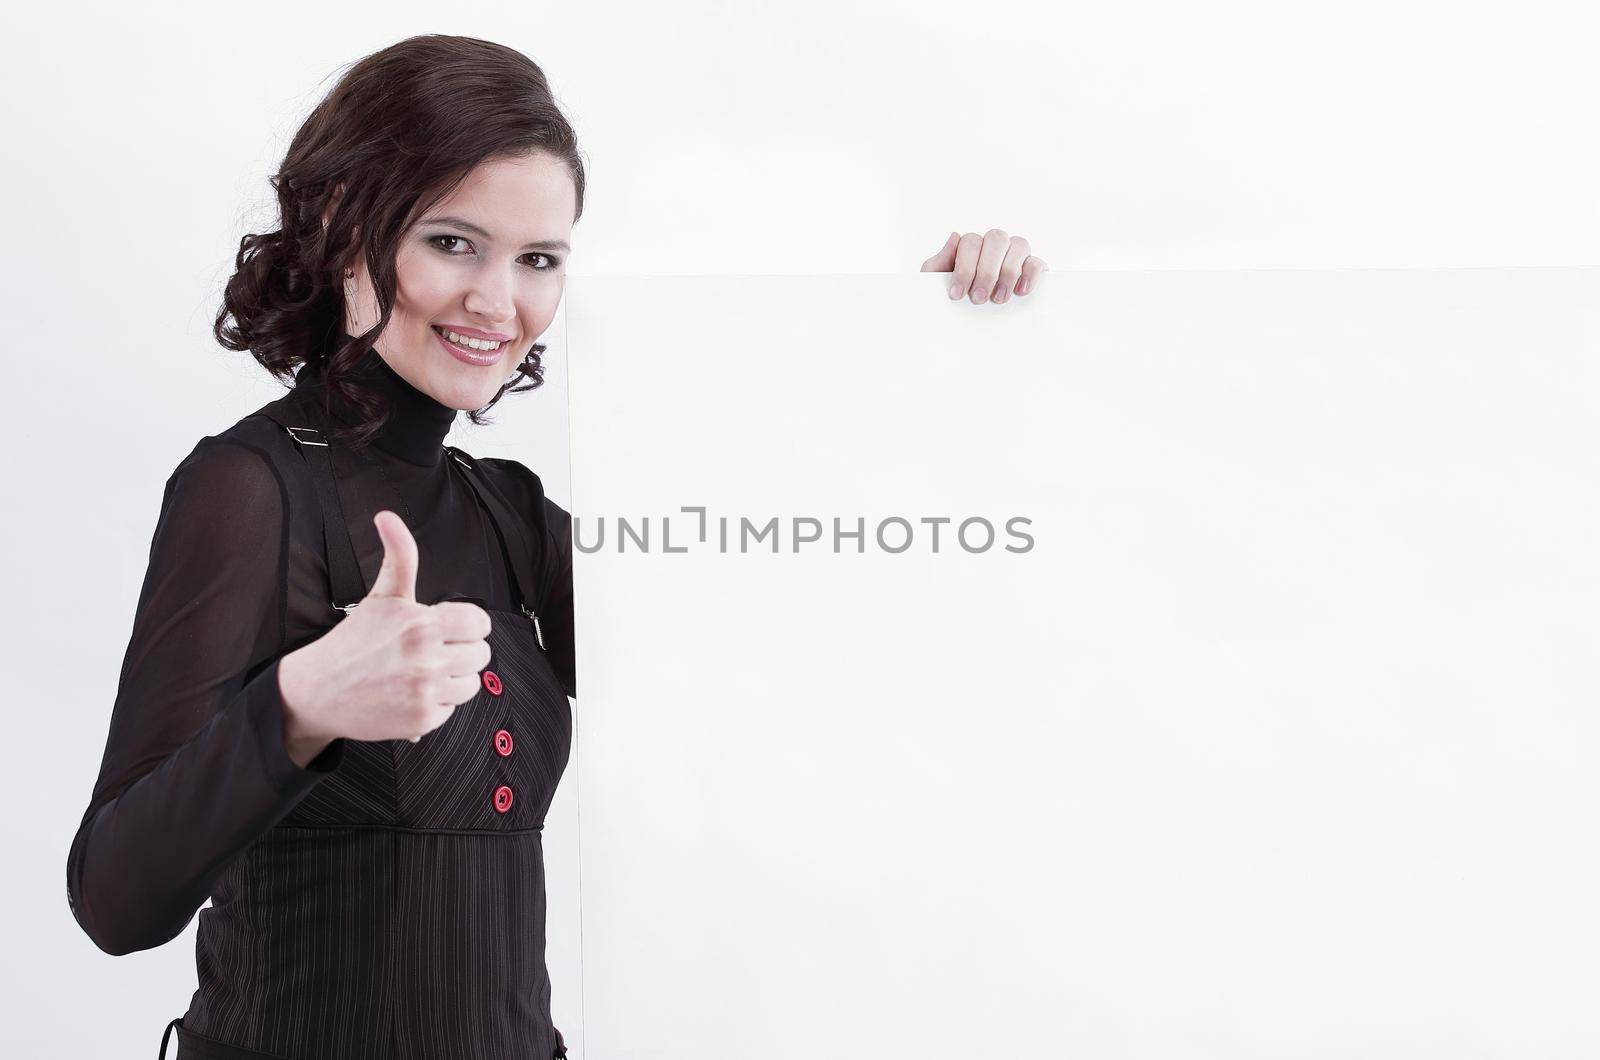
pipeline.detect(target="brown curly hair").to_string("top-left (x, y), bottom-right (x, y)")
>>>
top-left (213, 34), bottom-right (587, 452)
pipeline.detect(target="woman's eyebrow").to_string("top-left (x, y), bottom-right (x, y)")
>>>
top-left (420, 214), bottom-right (570, 252)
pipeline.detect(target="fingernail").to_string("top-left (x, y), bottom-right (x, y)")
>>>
top-left (972, 288), bottom-right (987, 304)
top-left (1019, 277), bottom-right (1030, 295)
top-left (994, 287), bottom-right (1008, 303)
top-left (949, 282), bottom-right (963, 299)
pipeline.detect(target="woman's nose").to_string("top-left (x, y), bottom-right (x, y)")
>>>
top-left (463, 267), bottom-right (515, 323)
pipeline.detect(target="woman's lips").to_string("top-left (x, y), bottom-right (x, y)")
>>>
top-left (431, 325), bottom-right (504, 366)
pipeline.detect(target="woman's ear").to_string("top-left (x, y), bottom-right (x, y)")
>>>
top-left (321, 183), bottom-right (362, 278)
top-left (320, 181), bottom-right (347, 234)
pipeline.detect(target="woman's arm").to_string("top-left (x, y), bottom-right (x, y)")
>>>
top-left (541, 496), bottom-right (576, 700)
top-left (65, 439), bottom-right (343, 956)
top-left (477, 456), bottom-right (576, 700)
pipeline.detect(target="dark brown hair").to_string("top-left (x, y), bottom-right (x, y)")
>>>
top-left (214, 34), bottom-right (586, 451)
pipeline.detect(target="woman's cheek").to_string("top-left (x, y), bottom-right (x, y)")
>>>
top-left (397, 251), bottom-right (452, 305)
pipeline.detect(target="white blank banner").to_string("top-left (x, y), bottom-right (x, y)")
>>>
top-left (564, 270), bottom-right (1600, 1059)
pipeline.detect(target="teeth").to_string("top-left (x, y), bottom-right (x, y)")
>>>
top-left (437, 327), bottom-right (502, 352)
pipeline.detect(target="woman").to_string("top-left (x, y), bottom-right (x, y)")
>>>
top-left (64, 34), bottom-right (1048, 1060)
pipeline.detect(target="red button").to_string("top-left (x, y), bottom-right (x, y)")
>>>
top-left (482, 670), bottom-right (503, 696)
top-left (493, 785), bottom-right (514, 813)
top-left (494, 729), bottom-right (514, 756)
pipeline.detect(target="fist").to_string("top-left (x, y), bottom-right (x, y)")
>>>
top-left (279, 510), bottom-right (493, 751)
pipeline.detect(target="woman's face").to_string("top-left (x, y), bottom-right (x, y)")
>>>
top-left (342, 150), bottom-right (577, 411)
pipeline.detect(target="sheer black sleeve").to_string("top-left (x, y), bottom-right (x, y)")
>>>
top-left (66, 438), bottom-right (345, 956)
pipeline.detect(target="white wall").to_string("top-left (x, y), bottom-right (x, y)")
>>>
top-left (1, 0), bottom-right (1593, 1054)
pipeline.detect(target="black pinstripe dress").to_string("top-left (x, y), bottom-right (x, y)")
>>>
top-left (66, 347), bottom-right (576, 1059)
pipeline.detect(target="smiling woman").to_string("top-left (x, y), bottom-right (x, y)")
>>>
top-left (67, 33), bottom-right (583, 1060)
top-left (212, 33), bottom-right (587, 454)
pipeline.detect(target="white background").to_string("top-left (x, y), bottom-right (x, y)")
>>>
top-left (0, 0), bottom-right (1594, 1055)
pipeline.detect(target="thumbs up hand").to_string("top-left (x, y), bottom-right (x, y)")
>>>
top-left (278, 511), bottom-right (494, 764)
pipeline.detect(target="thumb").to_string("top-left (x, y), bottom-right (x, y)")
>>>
top-left (368, 510), bottom-right (419, 602)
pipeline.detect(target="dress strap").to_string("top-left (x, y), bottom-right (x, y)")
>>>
top-left (246, 397), bottom-right (543, 646)
top-left (444, 446), bottom-right (547, 651)
top-left (251, 404), bottom-right (368, 614)
top-left (157, 1016), bottom-right (180, 1059)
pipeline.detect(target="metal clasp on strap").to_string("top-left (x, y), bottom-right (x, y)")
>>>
top-left (522, 604), bottom-right (545, 649)
top-left (332, 601), bottom-right (359, 614)
top-left (285, 425), bottom-right (329, 446)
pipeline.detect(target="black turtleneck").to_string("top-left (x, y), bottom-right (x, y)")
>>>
top-left (66, 348), bottom-right (574, 956)
top-left (295, 341), bottom-right (461, 467)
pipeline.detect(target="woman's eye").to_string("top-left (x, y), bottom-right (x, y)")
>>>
top-left (429, 235), bottom-right (559, 271)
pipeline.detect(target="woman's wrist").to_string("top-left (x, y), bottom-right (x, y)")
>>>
top-left (277, 651), bottom-right (334, 769)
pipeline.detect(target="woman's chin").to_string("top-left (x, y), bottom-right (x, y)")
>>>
top-left (465, 376), bottom-right (512, 411)
top-left (426, 356), bottom-right (508, 404)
